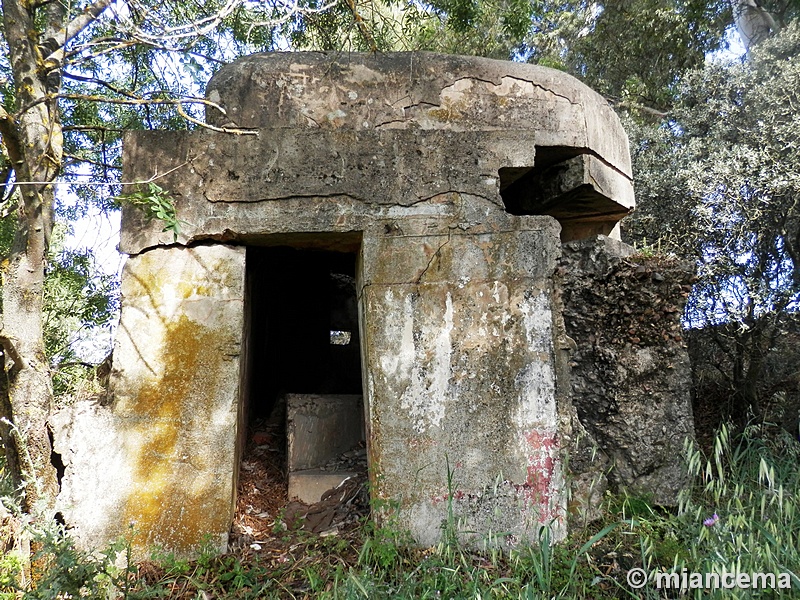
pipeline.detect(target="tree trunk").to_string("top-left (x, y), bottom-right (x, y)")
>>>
top-left (1, 220), bottom-right (59, 512)
top-left (731, 0), bottom-right (777, 50)
top-left (0, 0), bottom-right (63, 514)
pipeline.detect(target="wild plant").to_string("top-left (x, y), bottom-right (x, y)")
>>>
top-left (672, 422), bottom-right (800, 596)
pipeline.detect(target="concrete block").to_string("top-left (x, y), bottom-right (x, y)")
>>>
top-left (286, 394), bottom-right (365, 472)
top-left (52, 244), bottom-right (246, 557)
top-left (361, 224), bottom-right (566, 546)
top-left (288, 470), bottom-right (360, 504)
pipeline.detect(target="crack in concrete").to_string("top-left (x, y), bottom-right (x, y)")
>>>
top-left (501, 76), bottom-right (580, 106)
top-left (416, 233), bottom-right (451, 284)
top-left (442, 76), bottom-right (581, 106)
top-left (417, 189), bottom-right (499, 206)
top-left (374, 75), bottom-right (582, 130)
top-left (200, 189), bottom-right (499, 209)
top-left (574, 146), bottom-right (634, 182)
top-left (374, 101), bottom-right (438, 129)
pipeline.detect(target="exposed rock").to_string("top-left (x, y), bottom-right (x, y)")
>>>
top-left (560, 236), bottom-right (695, 506)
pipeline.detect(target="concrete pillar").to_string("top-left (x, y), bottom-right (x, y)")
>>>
top-left (52, 244), bottom-right (246, 555)
top-left (360, 219), bottom-right (566, 545)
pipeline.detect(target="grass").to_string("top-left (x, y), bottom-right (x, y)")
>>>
top-left (1, 423), bottom-right (799, 599)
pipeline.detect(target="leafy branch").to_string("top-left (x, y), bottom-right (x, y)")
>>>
top-left (116, 182), bottom-right (183, 241)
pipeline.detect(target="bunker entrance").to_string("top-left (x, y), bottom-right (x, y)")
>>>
top-left (235, 244), bottom-right (368, 538)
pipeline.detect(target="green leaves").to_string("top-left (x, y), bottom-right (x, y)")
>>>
top-left (116, 182), bottom-right (183, 241)
top-left (626, 20), bottom-right (800, 420)
top-left (629, 20), bottom-right (800, 320)
top-left (42, 227), bottom-right (119, 398)
top-left (534, 0), bottom-right (731, 110)
top-left (678, 424), bottom-right (800, 588)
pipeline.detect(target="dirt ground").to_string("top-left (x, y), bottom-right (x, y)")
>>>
top-left (229, 416), bottom-right (369, 560)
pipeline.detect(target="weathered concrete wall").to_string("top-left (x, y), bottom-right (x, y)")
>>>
top-left (119, 129), bottom-right (536, 252)
top-left (286, 394), bottom-right (365, 504)
top-left (120, 52), bottom-right (634, 254)
top-left (559, 237), bottom-right (695, 508)
top-left (361, 219), bottom-right (567, 544)
top-left (287, 394), bottom-right (364, 472)
top-left (202, 53), bottom-right (630, 177)
top-left (52, 245), bottom-right (246, 554)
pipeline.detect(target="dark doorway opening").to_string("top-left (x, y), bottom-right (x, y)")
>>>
top-left (232, 244), bottom-right (367, 545)
top-left (245, 246), bottom-right (362, 420)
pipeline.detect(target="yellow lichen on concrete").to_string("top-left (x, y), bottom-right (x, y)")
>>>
top-left (107, 245), bottom-right (245, 555)
top-left (121, 313), bottom-right (230, 552)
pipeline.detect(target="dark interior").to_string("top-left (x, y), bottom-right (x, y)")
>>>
top-left (244, 246), bottom-right (362, 421)
top-left (499, 145), bottom-right (630, 222)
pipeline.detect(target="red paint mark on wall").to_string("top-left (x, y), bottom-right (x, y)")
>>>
top-left (521, 429), bottom-right (559, 523)
top-left (430, 489), bottom-right (468, 505)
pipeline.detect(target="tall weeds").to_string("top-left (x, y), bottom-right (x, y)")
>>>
top-left (1, 423), bottom-right (799, 598)
top-left (673, 423), bottom-right (800, 596)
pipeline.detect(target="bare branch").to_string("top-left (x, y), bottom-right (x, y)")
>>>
top-left (0, 335), bottom-right (26, 374)
top-left (610, 100), bottom-right (669, 120)
top-left (111, 0), bottom-right (337, 49)
top-left (64, 154), bottom-right (121, 171)
top-left (54, 360), bottom-right (102, 371)
top-left (64, 40), bottom-right (138, 67)
top-left (63, 71), bottom-right (140, 99)
top-left (43, 0), bottom-right (116, 68)
top-left (174, 102), bottom-right (258, 136)
top-left (114, 0), bottom-right (242, 45)
top-left (342, 0), bottom-right (379, 53)
top-left (56, 94), bottom-right (256, 135)
top-left (63, 125), bottom-right (125, 133)
top-left (16, 91), bottom-right (240, 125)
top-left (11, 161), bottom-right (188, 188)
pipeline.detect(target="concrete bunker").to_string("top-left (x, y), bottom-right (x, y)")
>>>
top-left (499, 145), bottom-right (633, 241)
top-left (47, 52), bottom-right (695, 557)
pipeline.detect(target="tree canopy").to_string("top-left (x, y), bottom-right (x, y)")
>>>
top-left (624, 16), bottom-right (800, 422)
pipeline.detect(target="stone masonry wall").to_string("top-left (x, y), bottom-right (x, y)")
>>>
top-left (559, 236), bottom-right (695, 509)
